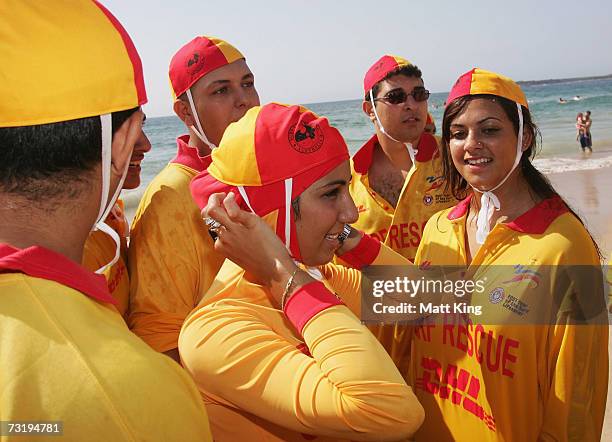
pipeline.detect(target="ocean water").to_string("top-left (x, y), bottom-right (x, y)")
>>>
top-left (131, 77), bottom-right (612, 203)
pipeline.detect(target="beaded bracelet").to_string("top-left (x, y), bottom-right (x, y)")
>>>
top-left (281, 268), bottom-right (301, 310)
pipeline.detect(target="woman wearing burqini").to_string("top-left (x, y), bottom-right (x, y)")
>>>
top-left (180, 102), bottom-right (424, 441)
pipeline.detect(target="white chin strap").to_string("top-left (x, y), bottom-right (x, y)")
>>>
top-left (474, 102), bottom-right (524, 244)
top-left (369, 89), bottom-right (416, 163)
top-left (186, 88), bottom-right (217, 150)
top-left (236, 181), bottom-right (323, 281)
top-left (92, 114), bottom-right (130, 274)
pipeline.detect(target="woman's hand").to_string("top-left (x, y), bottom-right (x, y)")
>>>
top-left (202, 192), bottom-right (313, 303)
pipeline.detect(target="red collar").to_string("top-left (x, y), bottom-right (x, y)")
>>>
top-left (352, 132), bottom-right (438, 174)
top-left (0, 244), bottom-right (116, 304)
top-left (447, 194), bottom-right (569, 234)
top-left (171, 135), bottom-right (212, 172)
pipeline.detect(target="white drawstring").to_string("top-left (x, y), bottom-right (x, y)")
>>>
top-left (369, 89), bottom-right (416, 163)
top-left (237, 186), bottom-right (255, 213)
top-left (284, 178), bottom-right (293, 250)
top-left (474, 102), bottom-right (524, 244)
top-left (237, 180), bottom-right (323, 280)
top-left (92, 114), bottom-right (130, 274)
top-left (186, 88), bottom-right (217, 150)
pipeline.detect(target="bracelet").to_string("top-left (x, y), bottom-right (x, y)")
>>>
top-left (281, 268), bottom-right (301, 310)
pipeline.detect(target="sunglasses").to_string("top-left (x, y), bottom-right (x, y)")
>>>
top-left (374, 87), bottom-right (430, 105)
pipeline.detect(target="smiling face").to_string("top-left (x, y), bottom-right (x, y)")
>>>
top-left (294, 160), bottom-right (358, 266)
top-left (123, 126), bottom-right (152, 190)
top-left (447, 98), bottom-right (525, 191)
top-left (366, 74), bottom-right (428, 144)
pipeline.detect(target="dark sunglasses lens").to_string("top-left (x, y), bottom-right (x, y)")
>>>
top-left (385, 90), bottom-right (407, 104)
top-left (413, 88), bottom-right (430, 102)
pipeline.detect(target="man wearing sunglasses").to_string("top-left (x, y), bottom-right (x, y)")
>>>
top-left (349, 55), bottom-right (456, 263)
top-left (347, 56), bottom-right (457, 374)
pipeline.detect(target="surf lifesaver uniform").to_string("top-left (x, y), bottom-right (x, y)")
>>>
top-left (405, 69), bottom-right (608, 441)
top-left (0, 1), bottom-right (211, 440)
top-left (350, 132), bottom-right (454, 262)
top-left (350, 55), bottom-right (457, 373)
top-left (352, 55), bottom-right (456, 263)
top-left (83, 200), bottom-right (130, 317)
top-left (128, 37), bottom-right (243, 353)
top-left (182, 103), bottom-right (424, 441)
top-left (409, 197), bottom-right (608, 441)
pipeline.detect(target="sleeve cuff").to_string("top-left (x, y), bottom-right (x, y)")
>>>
top-left (283, 281), bottom-right (343, 334)
top-left (336, 233), bottom-right (381, 269)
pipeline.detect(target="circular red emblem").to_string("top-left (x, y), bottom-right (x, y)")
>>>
top-left (288, 122), bottom-right (324, 154)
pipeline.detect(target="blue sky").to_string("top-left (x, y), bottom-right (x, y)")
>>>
top-left (104, 0), bottom-right (612, 117)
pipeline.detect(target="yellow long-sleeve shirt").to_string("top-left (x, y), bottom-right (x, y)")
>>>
top-left (83, 200), bottom-right (130, 318)
top-left (0, 243), bottom-right (212, 441)
top-left (407, 195), bottom-right (608, 441)
top-left (178, 235), bottom-right (423, 442)
top-left (128, 135), bottom-right (225, 352)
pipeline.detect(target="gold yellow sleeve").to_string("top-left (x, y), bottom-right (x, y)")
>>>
top-left (539, 320), bottom-right (608, 441)
top-left (179, 287), bottom-right (424, 441)
top-left (539, 239), bottom-right (609, 441)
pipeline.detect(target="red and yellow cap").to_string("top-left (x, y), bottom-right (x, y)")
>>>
top-left (0, 0), bottom-right (147, 128)
top-left (363, 55), bottom-right (412, 94)
top-left (169, 36), bottom-right (244, 99)
top-left (446, 68), bottom-right (528, 108)
top-left (191, 103), bottom-right (349, 260)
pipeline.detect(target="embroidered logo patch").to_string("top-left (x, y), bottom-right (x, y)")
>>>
top-left (288, 122), bottom-right (324, 154)
top-left (489, 287), bottom-right (505, 304)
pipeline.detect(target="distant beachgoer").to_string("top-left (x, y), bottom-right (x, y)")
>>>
top-left (558, 97), bottom-right (567, 104)
top-left (128, 36), bottom-right (260, 362)
top-left (578, 110), bottom-right (593, 152)
top-left (573, 95), bottom-right (582, 101)
top-left (576, 112), bottom-right (585, 143)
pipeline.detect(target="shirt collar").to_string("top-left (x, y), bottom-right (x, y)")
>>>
top-left (447, 194), bottom-right (569, 234)
top-left (352, 132), bottom-right (439, 174)
top-left (0, 244), bottom-right (116, 304)
top-left (171, 135), bottom-right (212, 172)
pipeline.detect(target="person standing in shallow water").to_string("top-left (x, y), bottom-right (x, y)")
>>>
top-left (582, 110), bottom-right (593, 152)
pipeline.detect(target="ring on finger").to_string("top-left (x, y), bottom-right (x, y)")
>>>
top-left (204, 217), bottom-right (223, 231)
